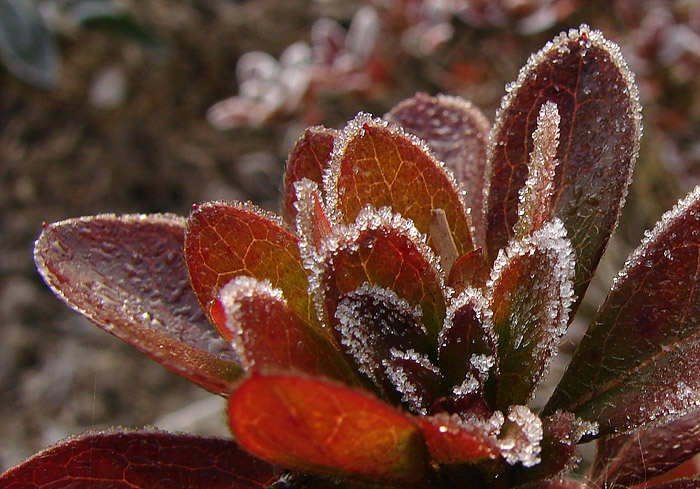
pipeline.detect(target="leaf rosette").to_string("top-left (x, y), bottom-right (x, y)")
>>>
top-left (6, 24), bottom-right (700, 489)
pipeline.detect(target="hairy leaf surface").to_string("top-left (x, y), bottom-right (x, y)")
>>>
top-left (185, 201), bottom-right (316, 330)
top-left (283, 126), bottom-right (337, 223)
top-left (326, 113), bottom-right (473, 257)
top-left (546, 185), bottom-right (700, 435)
top-left (591, 409), bottom-right (700, 488)
top-left (228, 374), bottom-right (427, 484)
top-left (385, 93), bottom-right (490, 247)
top-left (0, 429), bottom-right (282, 489)
top-left (34, 214), bottom-right (241, 394)
top-left (485, 24), bottom-right (642, 310)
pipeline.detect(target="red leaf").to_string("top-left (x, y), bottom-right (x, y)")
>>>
top-left (326, 113), bottom-right (473, 258)
top-left (283, 126), bottom-right (337, 224)
top-left (645, 477), bottom-right (700, 489)
top-left (485, 25), bottom-right (642, 310)
top-left (385, 93), bottom-right (490, 248)
top-left (217, 276), bottom-right (360, 385)
top-left (447, 247), bottom-right (490, 293)
top-left (314, 206), bottom-right (447, 345)
top-left (415, 413), bottom-right (500, 465)
top-left (0, 428), bottom-right (283, 489)
top-left (486, 220), bottom-right (575, 410)
top-left (545, 186), bottom-right (700, 435)
top-left (591, 412), bottom-right (700, 488)
top-left (185, 201), bottom-right (317, 331)
top-left (228, 374), bottom-right (427, 484)
top-left (33, 214), bottom-right (241, 394)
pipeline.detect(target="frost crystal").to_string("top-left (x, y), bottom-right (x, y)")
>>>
top-left (514, 101), bottom-right (560, 238)
top-left (383, 347), bottom-right (441, 414)
top-left (498, 405), bottom-right (543, 468)
top-left (294, 178), bottom-right (328, 271)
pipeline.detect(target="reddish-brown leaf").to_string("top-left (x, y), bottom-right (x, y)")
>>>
top-left (645, 477), bottom-right (700, 489)
top-left (185, 201), bottom-right (317, 331)
top-left (34, 214), bottom-right (241, 394)
top-left (545, 186), bottom-right (700, 436)
top-left (314, 206), bottom-right (447, 346)
top-left (0, 428), bottom-right (283, 489)
top-left (217, 276), bottom-right (360, 385)
top-left (415, 413), bottom-right (500, 465)
top-left (228, 374), bottom-right (427, 484)
top-left (326, 113), bottom-right (473, 257)
top-left (385, 93), bottom-right (490, 248)
top-left (591, 411), bottom-right (700, 488)
top-left (485, 220), bottom-right (575, 411)
top-left (283, 126), bottom-right (338, 224)
top-left (517, 480), bottom-right (587, 489)
top-left (485, 25), bottom-right (642, 310)
top-left (447, 247), bottom-right (490, 293)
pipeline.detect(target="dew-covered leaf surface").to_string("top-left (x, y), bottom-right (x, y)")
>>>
top-left (485, 220), bottom-right (574, 410)
top-left (228, 374), bottom-right (427, 484)
top-left (415, 413), bottom-right (500, 465)
top-left (545, 186), bottom-right (700, 436)
top-left (485, 25), bottom-right (642, 310)
top-left (217, 276), bottom-right (360, 385)
top-left (34, 214), bottom-right (241, 394)
top-left (314, 206), bottom-right (446, 345)
top-left (326, 113), bottom-right (473, 257)
top-left (185, 201), bottom-right (316, 330)
top-left (385, 93), bottom-right (490, 248)
top-left (0, 428), bottom-right (283, 489)
top-left (283, 126), bottom-right (337, 224)
top-left (591, 411), bottom-right (700, 488)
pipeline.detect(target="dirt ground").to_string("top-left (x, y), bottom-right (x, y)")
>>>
top-left (0, 0), bottom-right (697, 472)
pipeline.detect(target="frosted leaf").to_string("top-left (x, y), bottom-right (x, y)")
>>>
top-left (294, 178), bottom-right (331, 272)
top-left (514, 101), bottom-right (560, 239)
top-left (382, 347), bottom-right (442, 414)
top-left (311, 205), bottom-right (447, 342)
top-left (439, 286), bottom-right (497, 388)
top-left (497, 405), bottom-right (543, 468)
top-left (485, 218), bottom-right (575, 410)
top-left (324, 111), bottom-right (474, 257)
top-left (334, 283), bottom-right (431, 398)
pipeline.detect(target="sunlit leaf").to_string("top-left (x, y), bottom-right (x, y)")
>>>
top-left (228, 374), bottom-right (427, 484)
top-left (485, 219), bottom-right (575, 411)
top-left (591, 411), bottom-right (700, 488)
top-left (415, 413), bottom-right (500, 465)
top-left (283, 126), bottom-right (338, 223)
top-left (293, 178), bottom-right (333, 267)
top-left (385, 93), bottom-right (490, 248)
top-left (312, 205), bottom-right (447, 346)
top-left (185, 201), bottom-right (317, 331)
top-left (545, 185), bottom-right (700, 436)
top-left (34, 214), bottom-right (241, 394)
top-left (216, 276), bottom-right (360, 386)
top-left (0, 428), bottom-right (282, 489)
top-left (485, 24), bottom-right (642, 311)
top-left (325, 113), bottom-right (473, 257)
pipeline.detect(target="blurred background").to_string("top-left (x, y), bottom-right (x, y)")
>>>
top-left (2, 0), bottom-right (700, 473)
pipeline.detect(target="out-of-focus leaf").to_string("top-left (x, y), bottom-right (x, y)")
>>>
top-left (313, 206), bottom-right (446, 346)
top-left (591, 411), bottom-right (700, 488)
top-left (0, 428), bottom-right (282, 489)
top-left (228, 374), bottom-right (427, 484)
top-left (415, 413), bottom-right (500, 465)
top-left (0, 0), bottom-right (59, 89)
top-left (66, 0), bottom-right (159, 46)
top-left (545, 185), bottom-right (700, 436)
top-left (485, 219), bottom-right (575, 411)
top-left (447, 247), bottom-right (490, 293)
top-left (185, 201), bottom-right (317, 331)
top-left (385, 93), bottom-right (491, 248)
top-left (326, 113), bottom-right (473, 257)
top-left (217, 276), bottom-right (360, 385)
top-left (34, 214), bottom-right (241, 394)
top-left (439, 287), bottom-right (497, 390)
top-left (485, 24), bottom-right (642, 311)
top-left (517, 480), bottom-right (587, 489)
top-left (645, 477), bottom-right (700, 489)
top-left (283, 126), bottom-right (337, 223)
